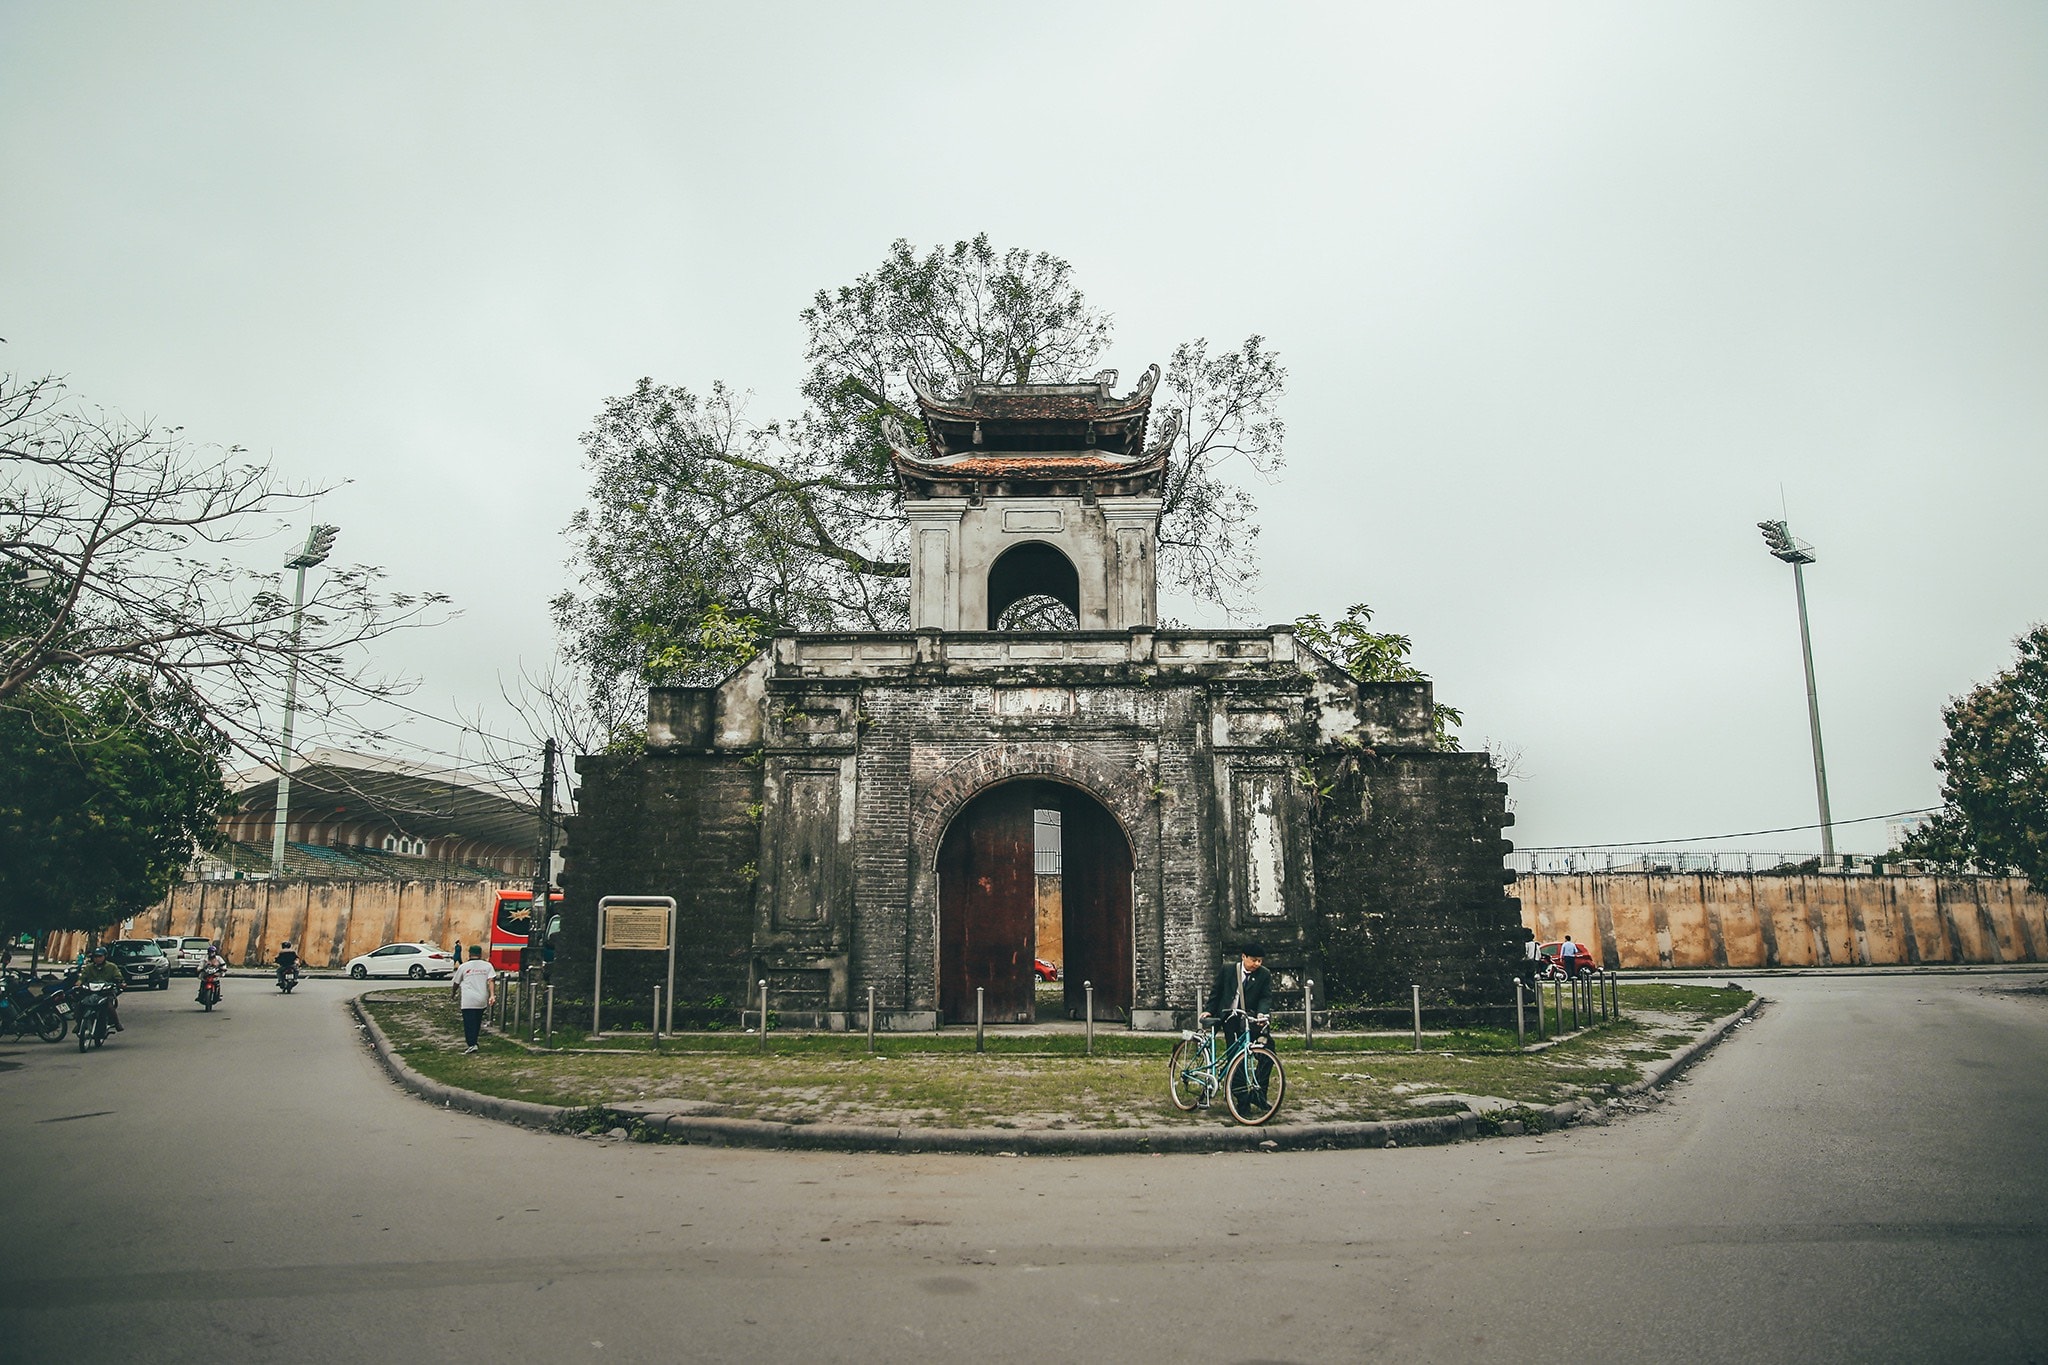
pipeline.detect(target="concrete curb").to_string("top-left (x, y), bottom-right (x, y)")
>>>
top-left (350, 995), bottom-right (1766, 1155)
top-left (349, 997), bottom-right (562, 1130)
top-left (1527, 995), bottom-right (1769, 1131)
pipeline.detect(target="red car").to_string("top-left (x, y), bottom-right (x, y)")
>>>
top-left (1033, 958), bottom-right (1060, 982)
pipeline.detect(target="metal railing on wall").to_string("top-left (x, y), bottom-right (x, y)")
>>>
top-left (1509, 850), bottom-right (1887, 875)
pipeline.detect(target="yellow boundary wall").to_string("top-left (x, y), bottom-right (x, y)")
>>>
top-left (46, 878), bottom-right (518, 969)
top-left (1520, 872), bottom-right (2047, 969)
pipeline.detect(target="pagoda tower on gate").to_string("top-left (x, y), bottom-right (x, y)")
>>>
top-left (884, 366), bottom-right (1177, 633)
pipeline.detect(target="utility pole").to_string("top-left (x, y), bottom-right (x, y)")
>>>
top-left (528, 737), bottom-right (558, 974)
top-left (270, 524), bottom-right (340, 877)
top-left (1757, 518), bottom-right (1836, 868)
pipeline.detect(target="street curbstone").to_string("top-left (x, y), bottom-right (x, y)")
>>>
top-left (349, 995), bottom-right (1761, 1155)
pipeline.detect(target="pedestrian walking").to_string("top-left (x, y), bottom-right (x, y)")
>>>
top-left (450, 945), bottom-right (494, 1053)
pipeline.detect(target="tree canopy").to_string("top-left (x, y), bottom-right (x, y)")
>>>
top-left (554, 236), bottom-right (1286, 721)
top-left (2, 368), bottom-right (448, 940)
top-left (1898, 623), bottom-right (2048, 887)
top-left (0, 677), bottom-right (228, 939)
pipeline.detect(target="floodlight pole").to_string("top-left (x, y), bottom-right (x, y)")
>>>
top-left (1758, 519), bottom-right (1836, 868)
top-left (270, 525), bottom-right (339, 877)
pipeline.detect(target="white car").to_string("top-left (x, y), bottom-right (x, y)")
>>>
top-left (344, 942), bottom-right (456, 980)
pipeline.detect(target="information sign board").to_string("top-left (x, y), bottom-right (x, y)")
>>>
top-left (603, 904), bottom-right (672, 951)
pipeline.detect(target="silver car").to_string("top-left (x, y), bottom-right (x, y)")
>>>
top-left (171, 937), bottom-right (213, 975)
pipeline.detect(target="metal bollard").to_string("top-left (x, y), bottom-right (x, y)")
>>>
top-left (866, 984), bottom-right (876, 1055)
top-left (759, 979), bottom-right (769, 1053)
top-left (1084, 981), bottom-right (1094, 1057)
top-left (1552, 978), bottom-right (1562, 1034)
top-left (1515, 979), bottom-right (1526, 1048)
top-left (1412, 985), bottom-right (1422, 1052)
top-left (544, 985), bottom-right (554, 1048)
top-left (1304, 979), bottom-right (1315, 1052)
top-left (976, 986), bottom-right (985, 1053)
top-left (652, 985), bottom-right (662, 1050)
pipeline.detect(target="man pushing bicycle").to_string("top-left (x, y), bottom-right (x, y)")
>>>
top-left (1205, 942), bottom-right (1274, 1112)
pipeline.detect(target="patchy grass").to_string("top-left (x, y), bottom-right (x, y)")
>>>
top-left (361, 983), bottom-right (1752, 1130)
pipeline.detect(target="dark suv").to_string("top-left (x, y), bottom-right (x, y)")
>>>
top-left (106, 939), bottom-right (173, 990)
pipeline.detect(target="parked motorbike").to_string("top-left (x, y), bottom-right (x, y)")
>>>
top-left (197, 966), bottom-right (223, 1011)
top-left (275, 964), bottom-right (300, 994)
top-left (0, 972), bottom-right (70, 1043)
top-left (74, 982), bottom-right (120, 1051)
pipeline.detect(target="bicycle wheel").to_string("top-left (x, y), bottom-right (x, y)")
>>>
top-left (1167, 1037), bottom-right (1208, 1111)
top-left (1224, 1046), bottom-right (1286, 1126)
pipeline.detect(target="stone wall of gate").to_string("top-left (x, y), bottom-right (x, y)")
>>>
top-left (1519, 872), bottom-right (2048, 969)
top-left (45, 878), bottom-right (515, 969)
top-left (1308, 750), bottom-right (1523, 1004)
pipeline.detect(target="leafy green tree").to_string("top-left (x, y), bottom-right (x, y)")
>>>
top-left (1899, 624), bottom-right (2048, 887)
top-left (0, 678), bottom-right (228, 943)
top-left (555, 235), bottom-right (1286, 719)
top-left (1294, 603), bottom-right (1464, 751)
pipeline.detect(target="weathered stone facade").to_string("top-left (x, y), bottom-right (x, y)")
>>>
top-left (559, 370), bottom-right (1520, 1028)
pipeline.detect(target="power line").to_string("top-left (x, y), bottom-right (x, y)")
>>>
top-left (1517, 806), bottom-right (1939, 852)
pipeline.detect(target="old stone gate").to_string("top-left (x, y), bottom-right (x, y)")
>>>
top-left (561, 368), bottom-right (1520, 1028)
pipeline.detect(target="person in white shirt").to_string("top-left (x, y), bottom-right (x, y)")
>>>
top-left (449, 945), bottom-right (495, 1053)
top-left (1559, 935), bottom-right (1581, 977)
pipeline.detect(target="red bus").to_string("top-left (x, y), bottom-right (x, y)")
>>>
top-left (489, 888), bottom-right (562, 973)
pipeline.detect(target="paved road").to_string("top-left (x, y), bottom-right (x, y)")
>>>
top-left (4, 971), bottom-right (2044, 1364)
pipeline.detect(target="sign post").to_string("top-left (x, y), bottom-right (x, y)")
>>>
top-left (592, 896), bottom-right (677, 1037)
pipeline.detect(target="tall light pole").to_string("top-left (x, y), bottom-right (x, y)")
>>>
top-left (270, 524), bottom-right (340, 877)
top-left (1757, 518), bottom-right (1835, 868)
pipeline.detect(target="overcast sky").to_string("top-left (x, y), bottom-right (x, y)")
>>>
top-left (5, 2), bottom-right (2043, 856)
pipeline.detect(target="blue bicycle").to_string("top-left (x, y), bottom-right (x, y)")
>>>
top-left (1167, 1010), bottom-right (1286, 1125)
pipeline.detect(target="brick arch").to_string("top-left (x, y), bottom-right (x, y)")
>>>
top-left (906, 741), bottom-right (1165, 1017)
top-left (912, 742), bottom-right (1150, 867)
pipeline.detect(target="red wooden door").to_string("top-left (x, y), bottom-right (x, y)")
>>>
top-left (938, 784), bottom-right (1037, 1024)
top-left (1061, 794), bottom-right (1133, 1021)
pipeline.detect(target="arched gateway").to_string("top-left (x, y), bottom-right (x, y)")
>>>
top-left (937, 780), bottom-right (1133, 1024)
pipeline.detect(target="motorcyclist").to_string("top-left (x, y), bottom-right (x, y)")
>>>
top-left (275, 940), bottom-right (301, 987)
top-left (77, 946), bottom-right (125, 1032)
top-left (200, 943), bottom-right (228, 1000)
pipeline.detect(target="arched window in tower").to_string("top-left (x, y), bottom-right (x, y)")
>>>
top-left (988, 541), bottom-right (1080, 631)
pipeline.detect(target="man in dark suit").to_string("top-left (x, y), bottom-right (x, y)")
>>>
top-left (1205, 942), bottom-right (1274, 1109)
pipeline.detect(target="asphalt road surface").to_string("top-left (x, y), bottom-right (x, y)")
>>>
top-left (4, 970), bottom-right (2044, 1364)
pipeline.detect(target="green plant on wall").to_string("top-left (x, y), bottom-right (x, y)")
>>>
top-left (1294, 603), bottom-right (1463, 752)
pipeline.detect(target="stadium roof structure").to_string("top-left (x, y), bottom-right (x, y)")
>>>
top-left (226, 747), bottom-right (548, 850)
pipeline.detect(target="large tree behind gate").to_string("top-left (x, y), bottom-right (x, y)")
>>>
top-left (554, 236), bottom-right (1288, 719)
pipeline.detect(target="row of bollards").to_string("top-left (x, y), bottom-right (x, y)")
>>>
top-left (1513, 970), bottom-right (1623, 1048)
top-left (536, 971), bottom-right (1621, 1055)
top-left (486, 970), bottom-right (556, 1048)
